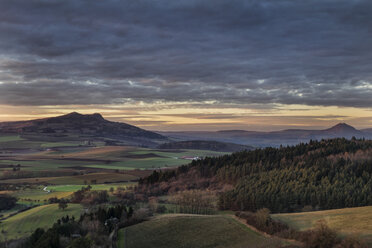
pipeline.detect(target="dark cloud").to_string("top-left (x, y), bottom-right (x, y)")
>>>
top-left (0, 0), bottom-right (372, 107)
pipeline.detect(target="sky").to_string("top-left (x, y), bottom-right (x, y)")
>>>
top-left (0, 0), bottom-right (372, 131)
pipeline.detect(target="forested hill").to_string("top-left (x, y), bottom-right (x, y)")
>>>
top-left (141, 138), bottom-right (372, 213)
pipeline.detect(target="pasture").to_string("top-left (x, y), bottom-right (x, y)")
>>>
top-left (47, 183), bottom-right (135, 192)
top-left (0, 172), bottom-right (139, 185)
top-left (117, 214), bottom-right (285, 248)
top-left (272, 206), bottom-right (372, 245)
top-left (0, 134), bottom-right (82, 149)
top-left (14, 190), bottom-right (73, 204)
top-left (0, 135), bottom-right (24, 143)
top-left (1, 145), bottom-right (225, 172)
top-left (0, 144), bottom-right (227, 185)
top-left (6, 182), bottom-right (135, 205)
top-left (0, 204), bottom-right (83, 241)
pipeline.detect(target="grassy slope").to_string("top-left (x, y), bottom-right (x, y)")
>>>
top-left (15, 191), bottom-right (74, 204)
top-left (0, 172), bottom-right (138, 185)
top-left (117, 215), bottom-right (284, 248)
top-left (47, 183), bottom-right (135, 192)
top-left (0, 135), bottom-right (23, 143)
top-left (8, 183), bottom-right (135, 205)
top-left (272, 206), bottom-right (372, 244)
top-left (0, 204), bottom-right (83, 240)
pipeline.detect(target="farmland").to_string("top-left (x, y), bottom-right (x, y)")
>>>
top-left (8, 183), bottom-right (135, 204)
top-left (3, 128), bottom-right (371, 248)
top-left (117, 214), bottom-right (285, 248)
top-left (0, 134), bottom-right (230, 242)
top-left (0, 135), bottom-right (24, 143)
top-left (47, 183), bottom-right (135, 192)
top-left (0, 135), bottom-right (226, 187)
top-left (0, 136), bottom-right (226, 181)
top-left (0, 204), bottom-right (83, 241)
top-left (0, 172), bottom-right (139, 185)
top-left (272, 206), bottom-right (372, 245)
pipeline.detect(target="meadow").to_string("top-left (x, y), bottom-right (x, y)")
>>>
top-left (0, 134), bottom-right (83, 149)
top-left (117, 214), bottom-right (285, 248)
top-left (3, 182), bottom-right (136, 206)
top-left (47, 183), bottom-right (135, 192)
top-left (0, 172), bottom-right (139, 185)
top-left (0, 135), bottom-right (24, 143)
top-left (0, 204), bottom-right (84, 241)
top-left (0, 141), bottom-right (226, 175)
top-left (272, 206), bottom-right (372, 245)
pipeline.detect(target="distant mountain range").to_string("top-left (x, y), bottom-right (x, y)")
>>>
top-left (1, 113), bottom-right (371, 148)
top-left (159, 123), bottom-right (372, 147)
top-left (0, 112), bottom-right (168, 147)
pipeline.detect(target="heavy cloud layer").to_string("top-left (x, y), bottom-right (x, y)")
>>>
top-left (0, 0), bottom-right (372, 107)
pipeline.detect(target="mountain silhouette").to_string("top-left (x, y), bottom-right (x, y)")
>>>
top-left (0, 112), bottom-right (167, 147)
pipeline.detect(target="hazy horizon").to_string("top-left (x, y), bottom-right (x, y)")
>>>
top-left (0, 110), bottom-right (370, 132)
top-left (1, 0), bottom-right (372, 131)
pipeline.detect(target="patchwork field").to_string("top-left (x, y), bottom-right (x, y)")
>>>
top-left (272, 206), bottom-right (372, 245)
top-left (0, 134), bottom-right (237, 245)
top-left (0, 204), bottom-right (84, 241)
top-left (117, 214), bottom-right (286, 248)
top-left (0, 140), bottom-right (226, 185)
top-left (0, 137), bottom-right (229, 242)
top-left (0, 140), bottom-right (226, 187)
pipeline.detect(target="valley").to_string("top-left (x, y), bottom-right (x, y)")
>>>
top-left (0, 114), bottom-right (371, 248)
top-left (1, 0), bottom-right (372, 247)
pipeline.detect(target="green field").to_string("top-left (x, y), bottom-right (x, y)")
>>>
top-left (117, 214), bottom-right (285, 248)
top-left (0, 204), bottom-right (83, 241)
top-left (0, 204), bottom-right (29, 219)
top-left (0, 135), bottom-right (82, 149)
top-left (14, 190), bottom-right (74, 204)
top-left (47, 183), bottom-right (135, 192)
top-left (6, 182), bottom-right (135, 205)
top-left (40, 141), bottom-right (82, 148)
top-left (0, 172), bottom-right (139, 185)
top-left (272, 206), bottom-right (372, 245)
top-left (0, 144), bottom-right (227, 185)
top-left (0, 135), bottom-right (24, 143)
top-left (0, 145), bottom-right (226, 172)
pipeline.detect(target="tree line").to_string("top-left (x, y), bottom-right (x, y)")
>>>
top-left (140, 138), bottom-right (372, 213)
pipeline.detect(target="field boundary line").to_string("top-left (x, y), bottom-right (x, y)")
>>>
top-left (230, 214), bottom-right (304, 247)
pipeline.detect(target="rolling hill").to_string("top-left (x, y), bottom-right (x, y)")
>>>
top-left (117, 214), bottom-right (286, 248)
top-left (159, 123), bottom-right (371, 147)
top-left (1, 204), bottom-right (83, 240)
top-left (0, 112), bottom-right (168, 147)
top-left (272, 206), bottom-right (372, 245)
top-left (141, 138), bottom-right (372, 213)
